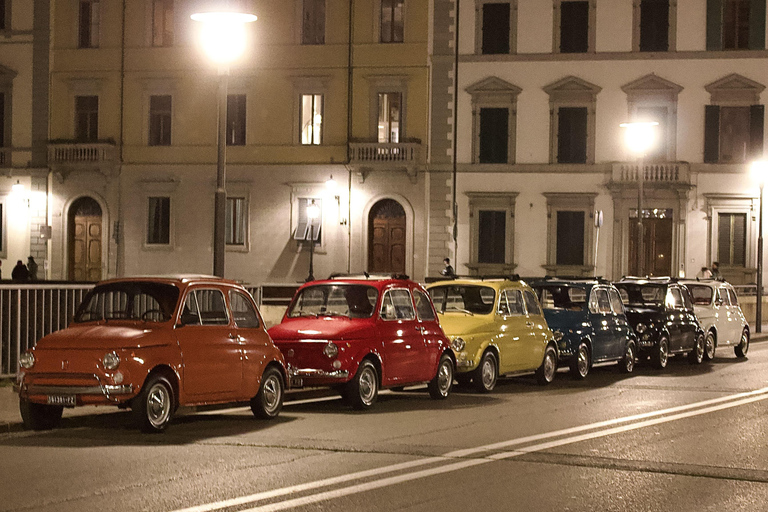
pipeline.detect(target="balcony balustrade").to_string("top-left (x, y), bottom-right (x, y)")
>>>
top-left (612, 162), bottom-right (690, 184)
top-left (47, 141), bottom-right (118, 179)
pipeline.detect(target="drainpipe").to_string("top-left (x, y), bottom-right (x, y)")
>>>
top-left (115, 0), bottom-right (126, 277)
top-left (346, 0), bottom-right (354, 274)
top-left (451, 0), bottom-right (460, 261)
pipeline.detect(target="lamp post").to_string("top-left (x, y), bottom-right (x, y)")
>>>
top-left (751, 160), bottom-right (768, 333)
top-left (306, 200), bottom-right (320, 282)
top-left (191, 9), bottom-right (257, 278)
top-left (620, 121), bottom-right (658, 276)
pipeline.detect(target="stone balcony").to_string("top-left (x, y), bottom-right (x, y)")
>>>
top-left (348, 140), bottom-right (422, 182)
top-left (47, 141), bottom-right (119, 180)
top-left (611, 161), bottom-right (691, 185)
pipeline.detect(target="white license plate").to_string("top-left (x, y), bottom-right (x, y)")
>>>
top-left (289, 377), bottom-right (304, 388)
top-left (47, 395), bottom-right (76, 406)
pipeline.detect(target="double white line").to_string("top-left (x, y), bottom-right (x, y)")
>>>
top-left (175, 387), bottom-right (768, 512)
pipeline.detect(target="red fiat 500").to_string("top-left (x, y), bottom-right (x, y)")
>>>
top-left (16, 276), bottom-right (287, 432)
top-left (268, 275), bottom-right (456, 409)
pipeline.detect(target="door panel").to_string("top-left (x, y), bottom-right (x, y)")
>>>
top-left (368, 200), bottom-right (406, 274)
top-left (69, 197), bottom-right (103, 282)
top-left (629, 216), bottom-right (673, 276)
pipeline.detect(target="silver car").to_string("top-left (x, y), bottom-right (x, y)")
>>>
top-left (681, 280), bottom-right (749, 360)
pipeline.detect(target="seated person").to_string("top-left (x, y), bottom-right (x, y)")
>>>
top-left (345, 287), bottom-right (374, 318)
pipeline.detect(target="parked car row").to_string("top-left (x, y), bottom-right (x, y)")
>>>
top-left (14, 272), bottom-right (750, 433)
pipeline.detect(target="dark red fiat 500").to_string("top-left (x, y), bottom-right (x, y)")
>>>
top-left (268, 275), bottom-right (456, 409)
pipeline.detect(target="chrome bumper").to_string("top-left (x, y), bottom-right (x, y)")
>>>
top-left (288, 367), bottom-right (350, 380)
top-left (19, 374), bottom-right (134, 404)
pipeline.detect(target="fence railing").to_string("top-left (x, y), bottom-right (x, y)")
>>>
top-left (0, 282), bottom-right (299, 378)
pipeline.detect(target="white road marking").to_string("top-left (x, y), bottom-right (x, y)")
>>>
top-left (196, 396), bottom-right (340, 416)
top-left (172, 387), bottom-right (768, 512)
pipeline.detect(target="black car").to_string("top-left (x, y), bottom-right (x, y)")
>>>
top-left (613, 277), bottom-right (705, 369)
top-left (531, 278), bottom-right (637, 379)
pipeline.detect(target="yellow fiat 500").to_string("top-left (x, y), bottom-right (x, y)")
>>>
top-left (427, 277), bottom-right (558, 392)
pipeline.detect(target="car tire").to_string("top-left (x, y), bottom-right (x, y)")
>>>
top-left (428, 354), bottom-right (454, 399)
top-left (536, 345), bottom-right (558, 385)
top-left (132, 374), bottom-right (174, 433)
top-left (473, 351), bottom-right (498, 393)
top-left (735, 329), bottom-right (750, 358)
top-left (344, 360), bottom-right (379, 410)
top-left (250, 367), bottom-right (284, 420)
top-left (703, 331), bottom-right (716, 361)
top-left (569, 342), bottom-right (590, 380)
top-left (619, 341), bottom-right (636, 374)
top-left (688, 334), bottom-right (704, 365)
top-left (652, 336), bottom-right (669, 369)
top-left (19, 399), bottom-right (63, 431)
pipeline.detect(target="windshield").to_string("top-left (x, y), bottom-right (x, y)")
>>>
top-left (287, 284), bottom-right (378, 318)
top-left (534, 285), bottom-right (587, 311)
top-left (615, 284), bottom-right (665, 306)
top-left (428, 285), bottom-right (496, 315)
top-left (75, 282), bottom-right (180, 323)
top-left (687, 285), bottom-right (713, 305)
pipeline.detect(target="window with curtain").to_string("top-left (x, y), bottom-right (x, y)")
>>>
top-left (75, 95), bottom-right (99, 142)
top-left (301, 94), bottom-right (323, 145)
top-left (226, 197), bottom-right (246, 246)
top-left (147, 196), bottom-right (170, 245)
top-left (717, 212), bottom-right (746, 266)
top-left (152, 0), bottom-right (174, 47)
top-left (227, 94), bottom-right (246, 146)
top-left (149, 95), bottom-right (172, 146)
top-left (707, 0), bottom-right (765, 50)
top-left (377, 92), bottom-right (401, 143)
top-left (78, 0), bottom-right (100, 48)
top-left (380, 0), bottom-right (404, 43)
top-left (293, 198), bottom-right (322, 242)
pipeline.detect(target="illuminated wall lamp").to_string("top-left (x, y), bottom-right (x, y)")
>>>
top-left (326, 175), bottom-right (347, 225)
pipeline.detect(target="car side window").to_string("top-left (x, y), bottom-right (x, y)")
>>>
top-left (716, 288), bottom-right (729, 306)
top-left (413, 289), bottom-right (436, 321)
top-left (608, 288), bottom-right (624, 314)
top-left (500, 290), bottom-right (525, 316)
top-left (728, 288), bottom-right (739, 306)
top-left (666, 288), bottom-right (684, 309)
top-left (195, 289), bottom-right (230, 325)
top-left (181, 291), bottom-right (201, 325)
top-left (229, 290), bottom-right (260, 328)
top-left (523, 290), bottom-right (542, 315)
top-left (380, 289), bottom-right (416, 321)
top-left (681, 287), bottom-right (694, 310)
top-left (589, 288), bottom-right (611, 314)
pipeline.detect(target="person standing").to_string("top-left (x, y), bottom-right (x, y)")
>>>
top-left (27, 256), bottom-right (39, 281)
top-left (711, 262), bottom-right (721, 279)
top-left (440, 257), bottom-right (455, 277)
top-left (11, 260), bottom-right (29, 282)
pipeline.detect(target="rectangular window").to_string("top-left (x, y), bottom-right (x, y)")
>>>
top-left (718, 212), bottom-right (746, 265)
top-left (147, 196), bottom-right (170, 245)
top-left (78, 1), bottom-right (100, 48)
top-left (704, 104), bottom-right (764, 163)
top-left (636, 106), bottom-right (668, 161)
top-left (75, 95), bottom-right (99, 142)
top-left (478, 210), bottom-right (506, 264)
top-left (226, 197), bottom-right (246, 246)
top-left (149, 95), bottom-right (172, 146)
top-left (378, 92), bottom-right (401, 143)
top-left (381, 0), bottom-right (404, 43)
top-left (0, 0), bottom-right (6, 30)
top-left (227, 94), bottom-right (246, 146)
top-left (482, 3), bottom-right (510, 54)
top-left (640, 0), bottom-right (669, 51)
top-left (301, 94), bottom-right (323, 145)
top-left (302, 0), bottom-right (325, 45)
top-left (560, 1), bottom-right (589, 53)
top-left (720, 106), bottom-right (751, 163)
top-left (723, 0), bottom-right (750, 49)
top-left (557, 107), bottom-right (588, 163)
top-left (152, 0), bottom-right (174, 47)
top-left (293, 198), bottom-right (322, 242)
top-left (556, 211), bottom-right (585, 265)
top-left (479, 108), bottom-right (509, 164)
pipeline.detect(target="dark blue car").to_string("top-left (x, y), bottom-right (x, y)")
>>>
top-left (531, 278), bottom-right (637, 379)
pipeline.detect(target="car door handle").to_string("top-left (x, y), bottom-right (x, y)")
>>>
top-left (228, 333), bottom-right (244, 342)
top-left (414, 325), bottom-right (425, 332)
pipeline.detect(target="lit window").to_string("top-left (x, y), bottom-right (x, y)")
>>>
top-left (301, 94), bottom-right (323, 145)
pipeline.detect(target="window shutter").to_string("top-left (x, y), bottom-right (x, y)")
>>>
top-left (482, 3), bottom-right (510, 54)
top-left (750, 0), bottom-right (766, 49)
top-left (750, 104), bottom-right (765, 159)
top-left (706, 0), bottom-right (723, 51)
top-left (704, 105), bottom-right (720, 163)
top-left (479, 108), bottom-right (509, 163)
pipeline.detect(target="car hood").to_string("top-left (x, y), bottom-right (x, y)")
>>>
top-left (268, 317), bottom-right (376, 341)
top-left (34, 322), bottom-right (170, 350)
top-left (542, 309), bottom-right (587, 332)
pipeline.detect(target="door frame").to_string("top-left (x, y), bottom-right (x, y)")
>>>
top-left (63, 193), bottom-right (109, 282)
top-left (363, 194), bottom-right (414, 277)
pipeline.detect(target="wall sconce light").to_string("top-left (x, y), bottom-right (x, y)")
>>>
top-left (12, 180), bottom-right (30, 207)
top-left (326, 174), bottom-right (347, 225)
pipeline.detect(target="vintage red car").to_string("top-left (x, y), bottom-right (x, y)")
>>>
top-left (268, 274), bottom-right (456, 409)
top-left (16, 276), bottom-right (287, 432)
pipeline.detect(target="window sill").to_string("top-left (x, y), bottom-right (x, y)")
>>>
top-left (465, 262), bottom-right (517, 276)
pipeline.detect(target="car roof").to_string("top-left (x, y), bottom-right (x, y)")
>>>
top-left (427, 276), bottom-right (528, 290)
top-left (95, 275), bottom-right (241, 287)
top-left (679, 279), bottom-right (730, 287)
top-left (616, 276), bottom-right (679, 285)
top-left (530, 276), bottom-right (611, 288)
top-left (304, 274), bottom-right (417, 290)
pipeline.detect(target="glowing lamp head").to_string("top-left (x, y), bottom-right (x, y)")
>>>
top-left (751, 160), bottom-right (768, 188)
top-left (307, 200), bottom-right (320, 220)
top-left (620, 121), bottom-right (659, 156)
top-left (326, 175), bottom-right (337, 191)
top-left (191, 11), bottom-right (257, 65)
top-left (11, 180), bottom-right (24, 194)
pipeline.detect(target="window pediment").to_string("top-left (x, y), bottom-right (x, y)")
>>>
top-left (621, 74), bottom-right (683, 96)
top-left (705, 74), bottom-right (765, 105)
top-left (466, 77), bottom-right (521, 107)
top-left (543, 76), bottom-right (601, 103)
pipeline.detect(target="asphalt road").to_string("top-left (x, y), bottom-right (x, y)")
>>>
top-left (2, 343), bottom-right (768, 512)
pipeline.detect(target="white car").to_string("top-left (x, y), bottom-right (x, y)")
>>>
top-left (681, 280), bottom-right (749, 360)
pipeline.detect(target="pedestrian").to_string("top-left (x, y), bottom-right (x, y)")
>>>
top-left (696, 267), bottom-right (712, 279)
top-left (27, 256), bottom-right (38, 281)
top-left (11, 260), bottom-right (29, 282)
top-left (440, 257), bottom-right (455, 277)
top-left (711, 262), bottom-right (721, 279)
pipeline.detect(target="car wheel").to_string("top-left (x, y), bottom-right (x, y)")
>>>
top-left (132, 374), bottom-right (174, 433)
top-left (619, 341), bottom-right (636, 374)
top-left (703, 331), bottom-right (716, 361)
top-left (473, 351), bottom-right (498, 393)
top-left (536, 345), bottom-right (557, 385)
top-left (250, 367), bottom-right (284, 419)
top-left (19, 399), bottom-right (63, 431)
top-left (735, 329), bottom-right (750, 358)
top-left (569, 342), bottom-right (590, 380)
top-left (345, 360), bottom-right (379, 410)
top-left (688, 334), bottom-right (704, 365)
top-left (428, 354), bottom-right (454, 399)
top-left (652, 336), bottom-right (669, 369)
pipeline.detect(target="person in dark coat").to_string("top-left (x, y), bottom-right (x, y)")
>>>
top-left (11, 260), bottom-right (29, 282)
top-left (440, 258), bottom-right (456, 277)
top-left (27, 256), bottom-right (39, 281)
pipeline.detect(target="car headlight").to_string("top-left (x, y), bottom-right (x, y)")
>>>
top-left (451, 337), bottom-right (466, 351)
top-left (102, 351), bottom-right (120, 370)
top-left (553, 330), bottom-right (564, 342)
top-left (19, 352), bottom-right (35, 369)
top-left (323, 342), bottom-right (339, 358)
top-left (635, 323), bottom-right (647, 334)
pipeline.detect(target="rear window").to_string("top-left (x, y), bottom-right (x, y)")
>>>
top-left (687, 285), bottom-right (713, 306)
top-left (75, 281), bottom-right (179, 323)
top-left (428, 285), bottom-right (496, 315)
top-left (615, 284), bottom-right (665, 306)
top-left (534, 286), bottom-right (587, 311)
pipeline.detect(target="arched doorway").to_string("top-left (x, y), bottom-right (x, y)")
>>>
top-left (368, 199), bottom-right (406, 274)
top-left (68, 197), bottom-right (103, 281)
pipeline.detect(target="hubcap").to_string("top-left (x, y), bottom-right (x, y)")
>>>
top-left (359, 367), bottom-right (377, 405)
top-left (147, 383), bottom-right (171, 427)
top-left (625, 346), bottom-right (635, 372)
top-left (577, 346), bottom-right (589, 376)
top-left (696, 337), bottom-right (704, 360)
top-left (481, 358), bottom-right (495, 389)
top-left (544, 351), bottom-right (555, 381)
top-left (659, 340), bottom-right (668, 366)
top-left (438, 361), bottom-right (452, 395)
top-left (706, 334), bottom-right (715, 359)
top-left (740, 333), bottom-right (749, 354)
top-left (262, 375), bottom-right (282, 413)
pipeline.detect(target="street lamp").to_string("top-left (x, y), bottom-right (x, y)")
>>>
top-left (306, 200), bottom-right (320, 282)
top-left (620, 121), bottom-right (658, 276)
top-left (751, 160), bottom-right (768, 333)
top-left (191, 9), bottom-right (257, 278)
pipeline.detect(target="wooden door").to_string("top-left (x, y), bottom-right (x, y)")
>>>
top-left (629, 216), bottom-right (673, 276)
top-left (369, 199), bottom-right (406, 274)
top-left (69, 198), bottom-right (102, 281)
